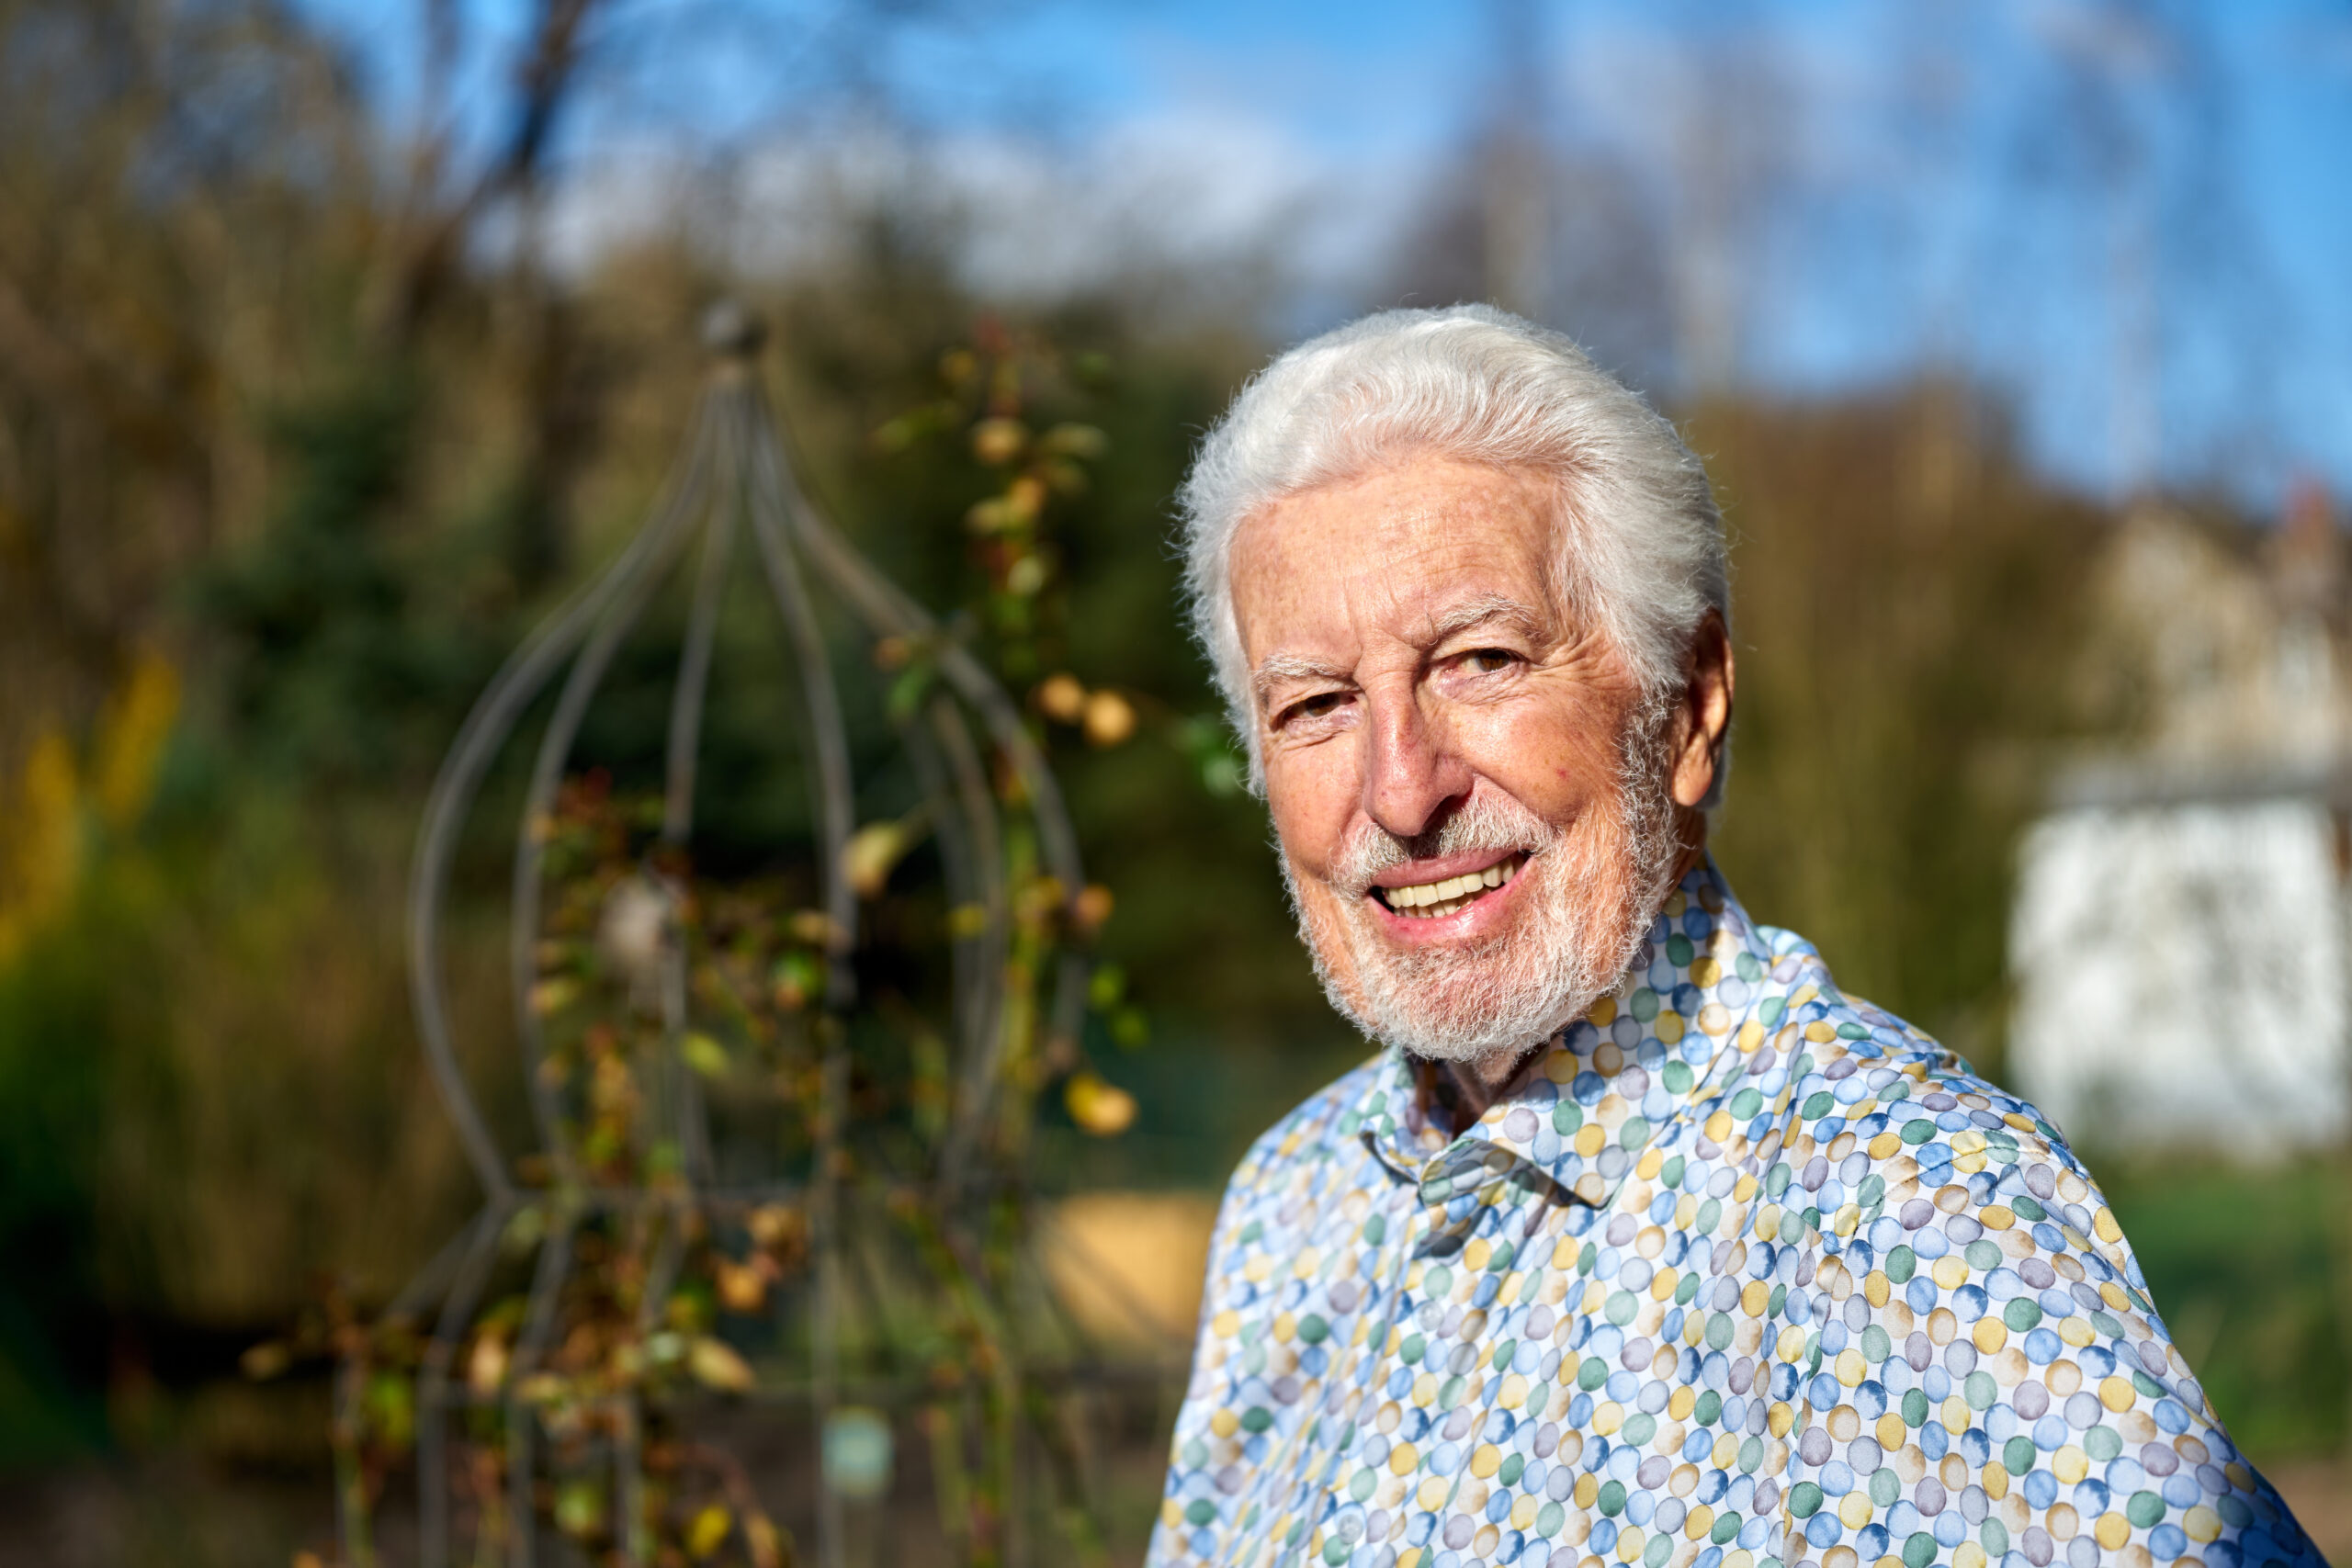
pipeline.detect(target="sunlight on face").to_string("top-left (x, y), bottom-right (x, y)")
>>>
top-left (1229, 457), bottom-right (1682, 1067)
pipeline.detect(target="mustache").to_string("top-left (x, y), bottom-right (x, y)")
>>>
top-left (1326, 789), bottom-right (1560, 897)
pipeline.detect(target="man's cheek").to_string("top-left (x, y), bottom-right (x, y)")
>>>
top-left (1486, 694), bottom-right (1611, 790)
top-left (1263, 780), bottom-right (1323, 863)
top-left (1276, 825), bottom-right (1351, 894)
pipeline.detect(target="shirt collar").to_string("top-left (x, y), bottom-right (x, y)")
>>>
top-left (1345, 856), bottom-right (1790, 1219)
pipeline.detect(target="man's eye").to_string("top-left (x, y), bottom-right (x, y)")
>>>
top-left (1280, 692), bottom-right (1350, 726)
top-left (1457, 648), bottom-right (1521, 675)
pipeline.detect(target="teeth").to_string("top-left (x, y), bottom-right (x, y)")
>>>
top-left (1380, 854), bottom-right (1524, 918)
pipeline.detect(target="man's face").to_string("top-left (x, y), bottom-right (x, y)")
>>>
top-left (1229, 456), bottom-right (1683, 1068)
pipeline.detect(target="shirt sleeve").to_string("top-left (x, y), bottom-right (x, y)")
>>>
top-left (1779, 1116), bottom-right (2325, 1568)
top-left (1143, 1116), bottom-right (1293, 1568)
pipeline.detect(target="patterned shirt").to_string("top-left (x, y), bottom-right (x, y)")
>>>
top-left (1148, 862), bottom-right (2321, 1568)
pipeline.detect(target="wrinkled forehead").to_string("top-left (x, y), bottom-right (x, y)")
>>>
top-left (1227, 458), bottom-right (1571, 665)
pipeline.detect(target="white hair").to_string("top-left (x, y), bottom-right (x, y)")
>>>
top-left (1179, 303), bottom-right (1730, 799)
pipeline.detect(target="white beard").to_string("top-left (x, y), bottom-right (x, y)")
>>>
top-left (1283, 707), bottom-right (1682, 1066)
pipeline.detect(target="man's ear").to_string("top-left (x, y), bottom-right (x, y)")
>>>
top-left (1669, 610), bottom-right (1735, 811)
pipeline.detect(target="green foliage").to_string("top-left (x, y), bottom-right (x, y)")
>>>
top-left (193, 377), bottom-right (509, 784)
top-left (0, 908), bottom-right (119, 1462)
top-left (2100, 1157), bottom-right (2352, 1459)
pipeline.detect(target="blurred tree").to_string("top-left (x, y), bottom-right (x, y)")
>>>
top-left (0, 0), bottom-right (629, 1475)
top-left (0, 0), bottom-right (363, 754)
top-left (1702, 386), bottom-right (2106, 1079)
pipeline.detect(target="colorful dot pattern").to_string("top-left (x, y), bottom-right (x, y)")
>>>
top-left (1148, 862), bottom-right (2321, 1568)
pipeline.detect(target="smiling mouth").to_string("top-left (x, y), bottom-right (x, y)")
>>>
top-left (1372, 852), bottom-right (1528, 919)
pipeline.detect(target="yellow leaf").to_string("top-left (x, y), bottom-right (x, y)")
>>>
top-left (1066, 1071), bottom-right (1137, 1137)
top-left (467, 1334), bottom-right (509, 1398)
top-left (715, 1257), bottom-right (767, 1314)
top-left (688, 1336), bottom-right (755, 1393)
top-left (1005, 474), bottom-right (1047, 522)
top-left (1042, 422), bottom-right (1108, 459)
top-left (554, 1479), bottom-right (604, 1539)
top-left (786, 909), bottom-right (843, 948)
top-left (970, 416), bottom-right (1028, 466)
top-left (1005, 554), bottom-right (1047, 595)
top-left (744, 1513), bottom-right (786, 1568)
top-left (0, 728), bottom-right (81, 961)
top-left (1082, 690), bottom-right (1136, 747)
top-left (964, 496), bottom-right (1014, 535)
top-left (528, 977), bottom-right (579, 1017)
top-left (748, 1203), bottom-right (806, 1251)
top-left (1035, 672), bottom-right (1086, 723)
top-left (680, 1032), bottom-right (730, 1080)
top-left (686, 1502), bottom-right (733, 1559)
top-left (91, 649), bottom-right (178, 829)
top-left (843, 820), bottom-right (910, 898)
top-left (516, 1372), bottom-right (566, 1404)
top-left (240, 1340), bottom-right (291, 1382)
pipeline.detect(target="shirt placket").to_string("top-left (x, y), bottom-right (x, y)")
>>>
top-left (1254, 860), bottom-right (1786, 1568)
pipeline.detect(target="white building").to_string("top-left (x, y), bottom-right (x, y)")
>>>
top-left (2008, 491), bottom-right (2352, 1156)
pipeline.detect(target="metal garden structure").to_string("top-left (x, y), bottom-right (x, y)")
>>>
top-left (352, 303), bottom-right (1148, 1568)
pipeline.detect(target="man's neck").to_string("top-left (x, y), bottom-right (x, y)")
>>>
top-left (1416, 1039), bottom-right (1550, 1125)
top-left (1668, 811), bottom-right (1709, 890)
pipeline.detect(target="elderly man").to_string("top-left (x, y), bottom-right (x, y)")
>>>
top-left (1146, 307), bottom-right (2318, 1568)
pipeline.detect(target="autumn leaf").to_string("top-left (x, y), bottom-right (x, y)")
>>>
top-left (687, 1336), bottom-right (755, 1393)
top-left (1035, 671), bottom-right (1086, 723)
top-left (680, 1031), bottom-right (730, 1080)
top-left (466, 1334), bottom-right (509, 1398)
top-left (744, 1513), bottom-right (786, 1568)
top-left (240, 1339), bottom-right (292, 1381)
top-left (1081, 690), bottom-right (1136, 747)
top-left (714, 1257), bottom-right (767, 1314)
top-left (970, 416), bottom-right (1027, 465)
top-left (686, 1502), bottom-right (732, 1559)
top-left (843, 819), bottom-right (912, 898)
top-left (1065, 1070), bottom-right (1136, 1136)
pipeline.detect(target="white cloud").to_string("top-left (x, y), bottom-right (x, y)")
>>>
top-left (535, 106), bottom-right (1426, 323)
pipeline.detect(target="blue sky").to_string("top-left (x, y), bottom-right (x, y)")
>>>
top-left (307, 0), bottom-right (2352, 511)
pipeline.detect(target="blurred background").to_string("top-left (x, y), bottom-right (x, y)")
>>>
top-left (3, 0), bottom-right (2351, 1561)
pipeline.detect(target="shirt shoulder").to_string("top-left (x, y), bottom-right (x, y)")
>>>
top-left (1159, 1050), bottom-right (1394, 1514)
top-left (1219, 1049), bottom-right (1387, 1199)
top-left (1747, 980), bottom-right (2326, 1567)
top-left (1191, 1052), bottom-right (1385, 1303)
top-left (1747, 978), bottom-right (2120, 1281)
top-left (1742, 973), bottom-right (2141, 1304)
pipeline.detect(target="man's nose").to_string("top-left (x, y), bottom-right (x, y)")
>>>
top-left (1363, 686), bottom-right (1470, 840)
